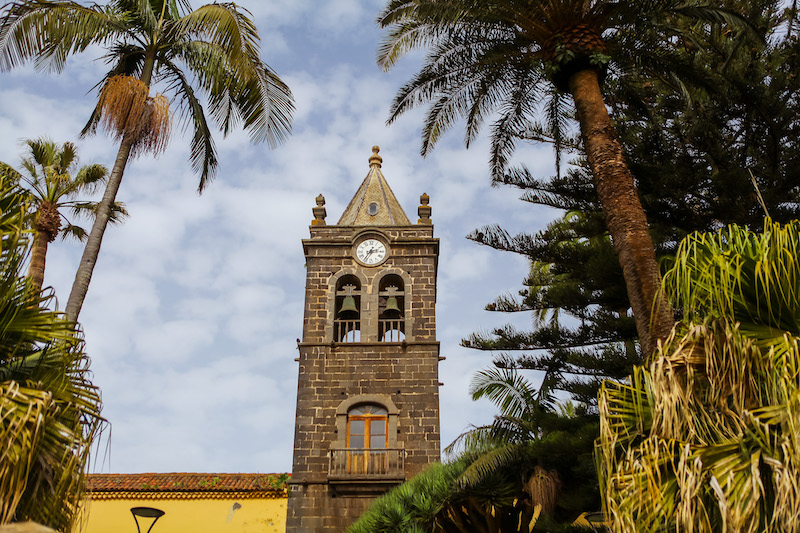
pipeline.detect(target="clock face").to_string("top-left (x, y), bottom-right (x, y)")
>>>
top-left (356, 239), bottom-right (388, 265)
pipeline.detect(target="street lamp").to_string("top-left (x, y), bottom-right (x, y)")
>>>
top-left (130, 507), bottom-right (165, 533)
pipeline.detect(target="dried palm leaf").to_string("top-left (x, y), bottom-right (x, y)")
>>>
top-left (98, 75), bottom-right (172, 156)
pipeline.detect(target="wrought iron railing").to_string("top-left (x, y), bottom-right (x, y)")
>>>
top-left (334, 319), bottom-right (361, 342)
top-left (378, 318), bottom-right (405, 342)
top-left (328, 448), bottom-right (405, 478)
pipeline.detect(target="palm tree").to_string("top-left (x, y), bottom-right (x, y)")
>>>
top-left (598, 220), bottom-right (800, 532)
top-left (0, 0), bottom-right (294, 322)
top-left (348, 455), bottom-right (539, 533)
top-left (451, 366), bottom-right (599, 528)
top-left (0, 172), bottom-right (104, 532)
top-left (376, 0), bottom-right (746, 357)
top-left (0, 137), bottom-right (126, 291)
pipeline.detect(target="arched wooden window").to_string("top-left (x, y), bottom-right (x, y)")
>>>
top-left (347, 404), bottom-right (387, 449)
top-left (346, 404), bottom-right (388, 474)
top-left (329, 395), bottom-right (404, 479)
top-left (334, 275), bottom-right (361, 342)
top-left (378, 274), bottom-right (405, 342)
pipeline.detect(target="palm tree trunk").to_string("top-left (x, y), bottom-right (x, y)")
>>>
top-left (65, 135), bottom-right (134, 322)
top-left (28, 203), bottom-right (59, 291)
top-left (65, 50), bottom-right (157, 323)
top-left (568, 68), bottom-right (673, 357)
top-left (27, 230), bottom-right (48, 291)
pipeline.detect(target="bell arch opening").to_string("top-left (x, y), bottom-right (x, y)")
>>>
top-left (334, 275), bottom-right (361, 342)
top-left (378, 274), bottom-right (405, 342)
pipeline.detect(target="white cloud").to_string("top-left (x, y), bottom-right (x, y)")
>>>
top-left (134, 320), bottom-right (218, 365)
top-left (0, 0), bottom-right (559, 475)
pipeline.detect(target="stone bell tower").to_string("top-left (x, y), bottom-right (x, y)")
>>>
top-left (286, 147), bottom-right (441, 532)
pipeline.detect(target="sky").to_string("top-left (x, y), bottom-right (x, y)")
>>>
top-left (0, 0), bottom-right (559, 474)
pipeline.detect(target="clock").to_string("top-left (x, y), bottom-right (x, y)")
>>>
top-left (355, 238), bottom-right (388, 265)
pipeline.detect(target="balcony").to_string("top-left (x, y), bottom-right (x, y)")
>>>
top-left (328, 448), bottom-right (405, 481)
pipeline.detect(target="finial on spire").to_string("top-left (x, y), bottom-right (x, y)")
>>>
top-left (369, 146), bottom-right (383, 167)
top-left (418, 193), bottom-right (432, 225)
top-left (312, 194), bottom-right (327, 226)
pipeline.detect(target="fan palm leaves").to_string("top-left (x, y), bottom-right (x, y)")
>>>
top-left (0, 172), bottom-right (104, 532)
top-left (348, 456), bottom-right (540, 533)
top-left (0, 137), bottom-right (126, 291)
top-left (664, 219), bottom-right (800, 346)
top-left (598, 220), bottom-right (800, 532)
top-left (0, 0), bottom-right (294, 321)
top-left (447, 366), bottom-right (599, 527)
top-left (377, 0), bottom-right (748, 357)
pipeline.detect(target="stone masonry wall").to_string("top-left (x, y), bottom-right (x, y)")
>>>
top-left (286, 225), bottom-right (440, 532)
top-left (287, 343), bottom-right (440, 531)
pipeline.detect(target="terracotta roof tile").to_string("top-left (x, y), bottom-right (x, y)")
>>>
top-left (87, 473), bottom-right (290, 494)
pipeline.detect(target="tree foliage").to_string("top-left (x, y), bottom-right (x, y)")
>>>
top-left (598, 220), bottom-right (800, 532)
top-left (0, 172), bottom-right (104, 532)
top-left (464, 209), bottom-right (638, 406)
top-left (0, 137), bottom-right (125, 290)
top-left (348, 458), bottom-right (539, 533)
top-left (349, 367), bottom-right (598, 533)
top-left (376, 0), bottom-right (750, 356)
top-left (0, 0), bottom-right (294, 321)
top-left (454, 367), bottom-right (600, 527)
top-left (0, 0), bottom-right (294, 184)
top-left (466, 0), bottom-right (800, 406)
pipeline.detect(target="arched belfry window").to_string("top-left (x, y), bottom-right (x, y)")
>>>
top-left (379, 274), bottom-right (405, 342)
top-left (335, 275), bottom-right (361, 342)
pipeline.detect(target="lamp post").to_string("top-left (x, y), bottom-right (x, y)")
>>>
top-left (130, 507), bottom-right (165, 533)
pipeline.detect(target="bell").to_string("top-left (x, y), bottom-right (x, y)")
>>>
top-left (382, 296), bottom-right (402, 317)
top-left (338, 296), bottom-right (359, 318)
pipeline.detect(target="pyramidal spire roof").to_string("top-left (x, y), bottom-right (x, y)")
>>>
top-left (337, 146), bottom-right (411, 226)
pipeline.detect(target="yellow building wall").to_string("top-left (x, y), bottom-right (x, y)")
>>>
top-left (78, 496), bottom-right (286, 533)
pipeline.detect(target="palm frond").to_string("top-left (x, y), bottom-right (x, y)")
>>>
top-left (0, 382), bottom-right (54, 524)
top-left (0, 163), bottom-right (23, 184)
top-left (470, 366), bottom-right (538, 419)
top-left (0, 174), bottom-right (104, 531)
top-left (132, 0), bottom-right (158, 34)
top-left (58, 224), bottom-right (87, 242)
top-left (664, 219), bottom-right (800, 339)
top-left (489, 70), bottom-right (545, 182)
top-left (0, 1), bottom-right (126, 72)
top-left (176, 3), bottom-right (294, 148)
top-left (54, 140), bottom-right (76, 172)
top-left (74, 163), bottom-right (108, 191)
top-left (69, 201), bottom-right (128, 225)
top-left (443, 424), bottom-right (495, 459)
top-left (457, 440), bottom-right (527, 489)
top-left (159, 55), bottom-right (218, 190)
top-left (600, 221), bottom-right (800, 532)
